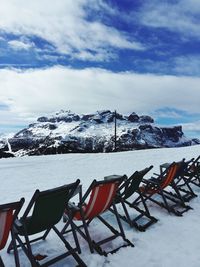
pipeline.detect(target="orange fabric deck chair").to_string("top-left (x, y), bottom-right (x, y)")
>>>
top-left (0, 198), bottom-right (24, 267)
top-left (138, 162), bottom-right (192, 216)
top-left (62, 177), bottom-right (134, 256)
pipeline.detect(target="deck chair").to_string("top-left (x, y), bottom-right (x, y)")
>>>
top-left (62, 177), bottom-right (134, 256)
top-left (7, 180), bottom-right (87, 267)
top-left (168, 158), bottom-right (197, 202)
top-left (184, 156), bottom-right (200, 187)
top-left (158, 159), bottom-right (197, 202)
top-left (109, 166), bottom-right (158, 232)
top-left (138, 162), bottom-right (192, 216)
top-left (0, 198), bottom-right (24, 267)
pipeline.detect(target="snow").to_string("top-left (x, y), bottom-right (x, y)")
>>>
top-left (0, 133), bottom-right (15, 150)
top-left (0, 145), bottom-right (200, 267)
top-left (29, 120), bottom-right (137, 139)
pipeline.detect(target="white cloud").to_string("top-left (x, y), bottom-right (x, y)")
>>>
top-left (127, 55), bottom-right (200, 76)
top-left (8, 40), bottom-right (34, 51)
top-left (74, 49), bottom-right (116, 62)
top-left (174, 56), bottom-right (200, 76)
top-left (0, 0), bottom-right (144, 61)
top-left (182, 121), bottom-right (200, 136)
top-left (0, 109), bottom-right (28, 126)
top-left (153, 110), bottom-right (183, 119)
top-left (0, 66), bottom-right (200, 126)
top-left (139, 0), bottom-right (200, 39)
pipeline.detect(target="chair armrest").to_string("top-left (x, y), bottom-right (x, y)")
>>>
top-left (142, 178), bottom-right (160, 186)
top-left (104, 174), bottom-right (123, 181)
top-left (160, 163), bottom-right (170, 168)
top-left (14, 218), bottom-right (23, 228)
top-left (160, 162), bottom-right (170, 174)
top-left (13, 218), bottom-right (23, 234)
top-left (72, 185), bottom-right (82, 197)
top-left (67, 202), bottom-right (80, 212)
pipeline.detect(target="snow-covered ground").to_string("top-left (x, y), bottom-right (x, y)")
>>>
top-left (0, 145), bottom-right (200, 267)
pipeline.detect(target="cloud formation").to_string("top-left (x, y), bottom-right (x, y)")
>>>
top-left (0, 1), bottom-right (199, 135)
top-left (182, 121), bottom-right (200, 135)
top-left (8, 39), bottom-right (34, 51)
top-left (0, 0), bottom-right (144, 61)
top-left (0, 66), bottom-right (199, 124)
top-left (139, 0), bottom-right (200, 39)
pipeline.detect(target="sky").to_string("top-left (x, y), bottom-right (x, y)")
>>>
top-left (0, 0), bottom-right (200, 138)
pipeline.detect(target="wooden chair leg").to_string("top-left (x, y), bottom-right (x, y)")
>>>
top-left (11, 230), bottom-right (20, 267)
top-left (0, 256), bottom-right (5, 267)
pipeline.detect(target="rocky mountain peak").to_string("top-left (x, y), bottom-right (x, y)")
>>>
top-left (0, 110), bottom-right (199, 158)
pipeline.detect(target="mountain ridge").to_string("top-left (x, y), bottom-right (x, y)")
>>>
top-left (0, 110), bottom-right (199, 158)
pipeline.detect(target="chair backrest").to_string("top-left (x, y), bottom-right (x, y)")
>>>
top-left (174, 159), bottom-right (191, 179)
top-left (142, 163), bottom-right (178, 195)
top-left (22, 180), bottom-right (80, 235)
top-left (0, 199), bottom-right (24, 250)
top-left (118, 166), bottom-right (153, 201)
top-left (159, 163), bottom-right (178, 189)
top-left (79, 177), bottom-right (123, 220)
top-left (193, 155), bottom-right (200, 164)
top-left (188, 156), bottom-right (200, 174)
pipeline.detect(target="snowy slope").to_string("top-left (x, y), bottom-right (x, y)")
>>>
top-left (0, 145), bottom-right (200, 267)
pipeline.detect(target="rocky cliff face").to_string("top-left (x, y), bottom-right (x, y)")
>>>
top-left (0, 110), bottom-right (199, 158)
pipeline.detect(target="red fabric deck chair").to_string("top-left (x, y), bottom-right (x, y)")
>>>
top-left (62, 177), bottom-right (134, 256)
top-left (0, 198), bottom-right (24, 267)
top-left (139, 162), bottom-right (191, 216)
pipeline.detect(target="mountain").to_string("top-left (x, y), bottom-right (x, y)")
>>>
top-left (0, 110), bottom-right (199, 158)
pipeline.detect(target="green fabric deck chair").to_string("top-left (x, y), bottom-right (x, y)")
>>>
top-left (109, 166), bottom-right (158, 231)
top-left (62, 177), bottom-right (134, 256)
top-left (0, 198), bottom-right (24, 267)
top-left (7, 180), bottom-right (87, 267)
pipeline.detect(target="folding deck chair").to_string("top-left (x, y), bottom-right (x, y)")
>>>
top-left (138, 162), bottom-right (192, 216)
top-left (0, 198), bottom-right (24, 267)
top-left (62, 177), bottom-right (134, 256)
top-left (168, 158), bottom-right (197, 202)
top-left (157, 158), bottom-right (197, 202)
top-left (108, 166), bottom-right (158, 231)
top-left (183, 156), bottom-right (200, 187)
top-left (7, 180), bottom-right (87, 267)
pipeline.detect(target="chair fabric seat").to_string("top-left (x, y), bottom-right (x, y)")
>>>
top-left (140, 164), bottom-right (178, 195)
top-left (62, 177), bottom-right (134, 256)
top-left (7, 181), bottom-right (87, 267)
top-left (0, 198), bottom-right (24, 267)
top-left (0, 209), bottom-right (13, 250)
top-left (72, 182), bottom-right (118, 221)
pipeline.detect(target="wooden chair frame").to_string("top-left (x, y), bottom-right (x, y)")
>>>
top-left (109, 166), bottom-right (158, 231)
top-left (0, 198), bottom-right (24, 267)
top-left (137, 162), bottom-right (192, 216)
top-left (62, 177), bottom-right (134, 256)
top-left (7, 180), bottom-right (86, 267)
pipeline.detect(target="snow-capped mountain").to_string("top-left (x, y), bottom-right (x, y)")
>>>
top-left (0, 110), bottom-right (199, 158)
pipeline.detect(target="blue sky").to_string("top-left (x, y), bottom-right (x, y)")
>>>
top-left (0, 0), bottom-right (200, 138)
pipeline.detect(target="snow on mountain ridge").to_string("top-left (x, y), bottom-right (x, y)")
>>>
top-left (0, 110), bottom-right (199, 158)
